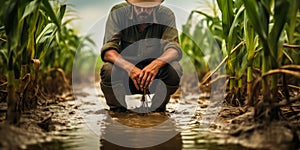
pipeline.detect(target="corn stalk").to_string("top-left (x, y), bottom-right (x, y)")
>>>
top-left (216, 0), bottom-right (235, 92)
top-left (2, 0), bottom-right (22, 124)
top-left (244, 11), bottom-right (259, 105)
top-left (1, 0), bottom-right (68, 124)
top-left (217, 0), bottom-right (249, 104)
top-left (243, 0), bottom-right (290, 121)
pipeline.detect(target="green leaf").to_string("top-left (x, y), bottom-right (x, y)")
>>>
top-left (0, 49), bottom-right (8, 64)
top-left (243, 0), bottom-right (268, 41)
top-left (217, 0), bottom-right (234, 37)
top-left (41, 0), bottom-right (60, 28)
top-left (269, 0), bottom-right (289, 61)
top-left (285, 0), bottom-right (299, 43)
top-left (237, 48), bottom-right (248, 78)
top-left (58, 4), bottom-right (66, 20)
top-left (191, 10), bottom-right (215, 21)
top-left (3, 0), bottom-right (18, 49)
top-left (21, 0), bottom-right (42, 21)
top-left (36, 23), bottom-right (55, 43)
top-left (261, 0), bottom-right (273, 16)
top-left (227, 6), bottom-right (244, 50)
top-left (244, 11), bottom-right (258, 61)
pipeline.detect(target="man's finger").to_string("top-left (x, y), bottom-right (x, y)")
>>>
top-left (138, 70), bottom-right (144, 79)
top-left (148, 75), bottom-right (155, 87)
top-left (133, 79), bottom-right (140, 91)
top-left (144, 74), bottom-right (152, 89)
top-left (140, 72), bottom-right (148, 89)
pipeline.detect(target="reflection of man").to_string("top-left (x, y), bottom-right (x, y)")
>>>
top-left (101, 111), bottom-right (182, 149)
top-left (100, 0), bottom-right (182, 112)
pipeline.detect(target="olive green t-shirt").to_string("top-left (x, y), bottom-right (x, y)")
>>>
top-left (101, 2), bottom-right (182, 63)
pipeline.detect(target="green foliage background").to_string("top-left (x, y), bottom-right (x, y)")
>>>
top-left (180, 0), bottom-right (300, 121)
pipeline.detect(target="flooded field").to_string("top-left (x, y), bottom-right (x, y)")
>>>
top-left (25, 85), bottom-right (250, 150)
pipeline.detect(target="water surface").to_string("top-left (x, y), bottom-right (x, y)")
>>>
top-left (27, 86), bottom-right (248, 150)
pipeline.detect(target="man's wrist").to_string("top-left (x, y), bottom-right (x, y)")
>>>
top-left (123, 63), bottom-right (136, 74)
top-left (151, 59), bottom-right (166, 69)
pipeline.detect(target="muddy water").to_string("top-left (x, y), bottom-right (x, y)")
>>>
top-left (27, 86), bottom-right (248, 150)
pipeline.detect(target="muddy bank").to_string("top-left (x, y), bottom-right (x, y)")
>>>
top-left (0, 85), bottom-right (300, 149)
top-left (0, 91), bottom-right (81, 149)
top-left (214, 105), bottom-right (300, 150)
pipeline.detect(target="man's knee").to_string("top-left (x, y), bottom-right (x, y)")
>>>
top-left (100, 62), bottom-right (113, 84)
top-left (160, 61), bottom-right (182, 86)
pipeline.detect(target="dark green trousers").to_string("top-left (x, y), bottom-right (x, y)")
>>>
top-left (100, 59), bottom-right (182, 111)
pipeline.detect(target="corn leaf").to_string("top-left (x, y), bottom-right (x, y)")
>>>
top-left (41, 0), bottom-right (60, 28)
top-left (285, 0), bottom-right (299, 43)
top-left (269, 0), bottom-right (289, 63)
top-left (21, 0), bottom-right (42, 21)
top-left (217, 0), bottom-right (234, 38)
top-left (243, 0), bottom-right (268, 41)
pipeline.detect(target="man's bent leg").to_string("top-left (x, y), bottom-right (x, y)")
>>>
top-left (100, 62), bottom-right (127, 112)
top-left (150, 83), bottom-right (179, 112)
top-left (150, 61), bottom-right (182, 112)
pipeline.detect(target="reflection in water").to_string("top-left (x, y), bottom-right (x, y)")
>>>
top-left (27, 87), bottom-right (250, 149)
top-left (100, 111), bottom-right (182, 149)
top-left (101, 132), bottom-right (182, 150)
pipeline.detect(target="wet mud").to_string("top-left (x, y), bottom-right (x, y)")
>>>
top-left (0, 84), bottom-right (299, 150)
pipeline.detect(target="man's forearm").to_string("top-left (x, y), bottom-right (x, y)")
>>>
top-left (103, 49), bottom-right (135, 74)
top-left (151, 48), bottom-right (179, 68)
top-left (103, 49), bottom-right (145, 90)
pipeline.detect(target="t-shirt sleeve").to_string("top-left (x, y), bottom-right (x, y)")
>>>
top-left (160, 9), bottom-right (182, 61)
top-left (100, 6), bottom-right (122, 62)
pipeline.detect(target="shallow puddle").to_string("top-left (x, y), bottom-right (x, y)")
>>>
top-left (27, 86), bottom-right (249, 150)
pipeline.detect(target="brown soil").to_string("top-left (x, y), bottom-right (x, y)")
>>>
top-left (214, 105), bottom-right (300, 150)
top-left (0, 91), bottom-right (79, 149)
top-left (0, 78), bottom-right (300, 149)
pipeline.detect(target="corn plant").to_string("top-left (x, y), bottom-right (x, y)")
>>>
top-left (243, 11), bottom-right (259, 105)
top-left (0, 0), bottom-right (62, 124)
top-left (180, 1), bottom-right (223, 78)
top-left (0, 0), bottom-right (96, 124)
top-left (182, 0), bottom-right (248, 104)
top-left (284, 0), bottom-right (300, 65)
top-left (217, 0), bottom-right (248, 104)
top-left (243, 0), bottom-right (292, 121)
top-left (182, 0), bottom-right (300, 122)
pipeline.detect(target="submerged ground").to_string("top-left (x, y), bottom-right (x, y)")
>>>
top-left (0, 82), bottom-right (299, 150)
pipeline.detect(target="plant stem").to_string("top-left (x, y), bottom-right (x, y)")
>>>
top-left (200, 41), bottom-right (245, 85)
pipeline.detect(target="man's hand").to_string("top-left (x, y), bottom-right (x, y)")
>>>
top-left (129, 60), bottom-right (163, 91)
top-left (137, 48), bottom-right (179, 90)
top-left (129, 63), bottom-right (159, 91)
top-left (103, 48), bottom-right (179, 91)
top-left (104, 49), bottom-right (143, 90)
top-left (129, 66), bottom-right (143, 91)
top-left (138, 60), bottom-right (163, 91)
